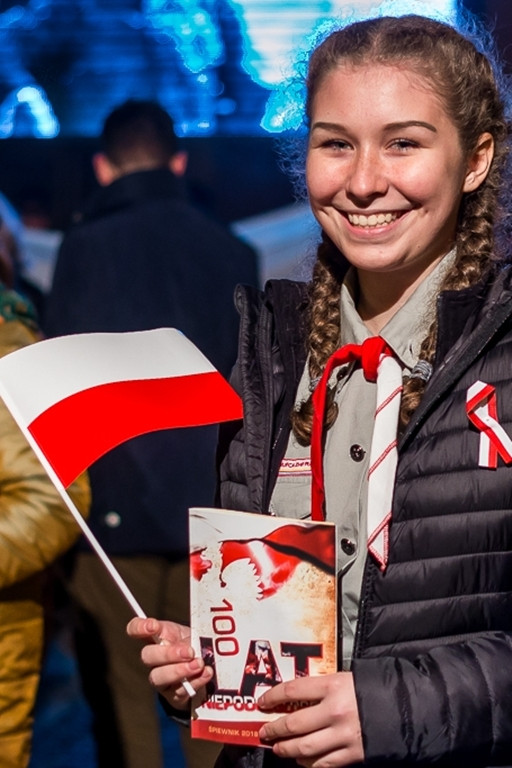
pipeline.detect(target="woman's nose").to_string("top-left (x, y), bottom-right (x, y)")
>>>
top-left (345, 149), bottom-right (388, 201)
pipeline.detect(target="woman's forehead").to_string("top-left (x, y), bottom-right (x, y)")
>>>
top-left (311, 62), bottom-right (446, 116)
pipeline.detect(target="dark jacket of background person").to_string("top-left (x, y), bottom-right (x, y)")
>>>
top-left (44, 165), bottom-right (259, 557)
top-left (0, 288), bottom-right (90, 768)
top-left (215, 269), bottom-right (512, 768)
top-left (42, 101), bottom-right (258, 768)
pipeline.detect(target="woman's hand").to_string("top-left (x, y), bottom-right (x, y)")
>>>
top-left (258, 672), bottom-right (364, 768)
top-left (126, 617), bottom-right (213, 710)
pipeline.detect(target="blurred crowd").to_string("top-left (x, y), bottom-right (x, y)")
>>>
top-left (0, 97), bottom-right (260, 768)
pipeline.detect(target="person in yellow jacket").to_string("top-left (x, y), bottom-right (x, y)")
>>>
top-left (0, 281), bottom-right (90, 768)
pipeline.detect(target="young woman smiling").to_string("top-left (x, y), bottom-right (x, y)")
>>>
top-left (128, 13), bottom-right (512, 768)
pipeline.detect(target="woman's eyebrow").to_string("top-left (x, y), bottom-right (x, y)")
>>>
top-left (384, 120), bottom-right (437, 133)
top-left (310, 121), bottom-right (348, 133)
top-left (310, 120), bottom-right (437, 133)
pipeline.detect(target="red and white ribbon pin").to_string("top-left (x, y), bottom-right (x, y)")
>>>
top-left (466, 380), bottom-right (512, 468)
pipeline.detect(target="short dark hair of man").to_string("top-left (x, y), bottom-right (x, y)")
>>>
top-left (100, 99), bottom-right (179, 171)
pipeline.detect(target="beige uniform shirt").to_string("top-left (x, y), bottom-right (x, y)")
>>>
top-left (270, 253), bottom-right (455, 667)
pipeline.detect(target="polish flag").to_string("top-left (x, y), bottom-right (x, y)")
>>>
top-left (0, 327), bottom-right (242, 488)
top-left (0, 327), bottom-right (242, 623)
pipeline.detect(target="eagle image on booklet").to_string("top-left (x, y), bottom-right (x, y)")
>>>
top-left (188, 507), bottom-right (337, 747)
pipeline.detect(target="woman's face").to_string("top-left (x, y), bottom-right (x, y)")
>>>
top-left (306, 63), bottom-right (488, 285)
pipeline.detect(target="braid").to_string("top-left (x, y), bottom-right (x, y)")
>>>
top-left (401, 87), bottom-right (509, 425)
top-left (291, 235), bottom-right (345, 445)
top-left (400, 184), bottom-right (499, 426)
top-left (289, 13), bottom-right (512, 440)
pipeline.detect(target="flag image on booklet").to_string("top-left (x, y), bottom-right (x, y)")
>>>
top-left (189, 507), bottom-right (337, 747)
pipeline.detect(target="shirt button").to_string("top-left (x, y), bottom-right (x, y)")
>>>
top-left (104, 511), bottom-right (121, 528)
top-left (341, 538), bottom-right (356, 556)
top-left (349, 444), bottom-right (365, 462)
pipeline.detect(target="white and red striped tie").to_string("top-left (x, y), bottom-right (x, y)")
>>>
top-left (310, 336), bottom-right (403, 571)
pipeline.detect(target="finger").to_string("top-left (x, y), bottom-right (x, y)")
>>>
top-left (156, 621), bottom-right (191, 643)
top-left (155, 668), bottom-right (213, 710)
top-left (141, 641), bottom-right (196, 668)
top-left (127, 617), bottom-right (156, 639)
top-left (258, 677), bottom-right (325, 710)
top-left (266, 726), bottom-right (350, 767)
top-left (149, 662), bottom-right (213, 695)
top-left (128, 617), bottom-right (174, 640)
top-left (260, 703), bottom-right (327, 742)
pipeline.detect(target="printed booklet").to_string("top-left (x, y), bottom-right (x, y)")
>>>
top-left (189, 506), bottom-right (337, 746)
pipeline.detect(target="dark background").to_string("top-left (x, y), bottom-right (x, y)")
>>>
top-left (0, 0), bottom-right (509, 230)
top-left (0, 134), bottom-right (296, 229)
top-left (6, 0), bottom-right (508, 229)
top-left (0, 0), bottom-right (297, 227)
top-left (464, 0), bottom-right (512, 69)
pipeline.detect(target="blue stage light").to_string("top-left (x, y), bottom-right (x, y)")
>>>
top-left (0, 0), bottom-right (458, 138)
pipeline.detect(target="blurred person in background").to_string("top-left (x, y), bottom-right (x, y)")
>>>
top-left (0, 214), bottom-right (90, 768)
top-left (0, 191), bottom-right (48, 318)
top-left (44, 98), bottom-right (259, 768)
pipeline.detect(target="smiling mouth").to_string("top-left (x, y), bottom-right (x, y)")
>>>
top-left (347, 212), bottom-right (401, 228)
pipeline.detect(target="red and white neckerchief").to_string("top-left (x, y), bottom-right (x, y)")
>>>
top-left (466, 380), bottom-right (512, 468)
top-left (310, 336), bottom-right (403, 571)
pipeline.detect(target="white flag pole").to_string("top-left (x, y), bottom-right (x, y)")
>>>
top-left (0, 370), bottom-right (199, 699)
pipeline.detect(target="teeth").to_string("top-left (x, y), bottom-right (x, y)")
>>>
top-left (348, 212), bottom-right (398, 227)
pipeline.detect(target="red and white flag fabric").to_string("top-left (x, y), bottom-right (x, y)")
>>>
top-left (0, 327), bottom-right (242, 488)
top-left (0, 328), bottom-right (242, 624)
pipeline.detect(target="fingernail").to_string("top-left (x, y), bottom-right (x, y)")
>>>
top-left (179, 646), bottom-right (194, 660)
top-left (188, 658), bottom-right (202, 671)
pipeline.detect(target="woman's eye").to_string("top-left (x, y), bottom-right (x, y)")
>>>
top-left (390, 138), bottom-right (418, 151)
top-left (323, 139), bottom-right (350, 150)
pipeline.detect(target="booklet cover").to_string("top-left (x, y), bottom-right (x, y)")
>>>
top-left (189, 507), bottom-right (337, 746)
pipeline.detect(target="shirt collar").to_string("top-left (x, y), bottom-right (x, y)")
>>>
top-left (340, 249), bottom-right (457, 371)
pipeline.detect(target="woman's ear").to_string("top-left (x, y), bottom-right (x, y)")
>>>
top-left (463, 132), bottom-right (494, 193)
